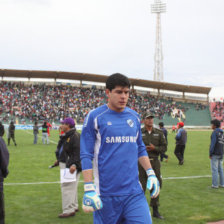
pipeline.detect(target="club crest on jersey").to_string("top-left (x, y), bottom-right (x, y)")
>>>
top-left (127, 119), bottom-right (134, 128)
top-left (107, 121), bottom-right (112, 126)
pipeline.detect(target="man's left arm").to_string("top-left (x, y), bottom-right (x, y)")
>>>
top-left (138, 156), bottom-right (160, 198)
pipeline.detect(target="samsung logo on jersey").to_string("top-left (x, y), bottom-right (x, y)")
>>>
top-left (106, 136), bottom-right (137, 143)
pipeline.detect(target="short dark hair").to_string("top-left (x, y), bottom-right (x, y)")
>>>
top-left (159, 122), bottom-right (164, 127)
top-left (106, 73), bottom-right (131, 91)
top-left (211, 119), bottom-right (221, 128)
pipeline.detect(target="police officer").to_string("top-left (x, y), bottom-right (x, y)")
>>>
top-left (139, 112), bottom-right (167, 219)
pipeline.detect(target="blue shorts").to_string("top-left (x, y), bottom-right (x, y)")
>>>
top-left (93, 192), bottom-right (152, 224)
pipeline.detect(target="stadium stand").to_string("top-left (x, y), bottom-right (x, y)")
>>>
top-left (210, 101), bottom-right (224, 126)
top-left (0, 81), bottom-right (211, 126)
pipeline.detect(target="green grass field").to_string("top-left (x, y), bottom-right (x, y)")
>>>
top-left (3, 129), bottom-right (224, 224)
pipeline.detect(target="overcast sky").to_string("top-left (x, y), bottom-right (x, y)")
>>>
top-left (0, 0), bottom-right (223, 97)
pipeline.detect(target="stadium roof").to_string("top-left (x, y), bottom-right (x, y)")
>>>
top-left (0, 69), bottom-right (211, 95)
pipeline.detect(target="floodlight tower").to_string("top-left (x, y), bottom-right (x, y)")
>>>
top-left (151, 0), bottom-right (166, 82)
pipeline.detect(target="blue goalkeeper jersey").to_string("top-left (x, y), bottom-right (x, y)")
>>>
top-left (80, 104), bottom-right (148, 196)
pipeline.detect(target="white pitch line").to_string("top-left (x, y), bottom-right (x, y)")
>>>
top-left (5, 181), bottom-right (61, 186)
top-left (163, 175), bottom-right (211, 180)
top-left (4, 175), bottom-right (211, 186)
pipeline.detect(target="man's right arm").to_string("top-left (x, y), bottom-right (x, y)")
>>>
top-left (82, 169), bottom-right (93, 183)
top-left (81, 112), bottom-right (103, 212)
top-left (80, 112), bottom-right (95, 174)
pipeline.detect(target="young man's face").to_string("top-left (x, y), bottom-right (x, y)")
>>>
top-left (106, 86), bottom-right (130, 112)
top-left (144, 117), bottom-right (154, 129)
top-left (211, 124), bottom-right (215, 130)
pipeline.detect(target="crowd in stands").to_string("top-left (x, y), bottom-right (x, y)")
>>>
top-left (128, 92), bottom-right (187, 120)
top-left (0, 81), bottom-right (207, 124)
top-left (211, 101), bottom-right (224, 123)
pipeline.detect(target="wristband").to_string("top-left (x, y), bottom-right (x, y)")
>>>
top-left (84, 182), bottom-right (95, 192)
top-left (146, 168), bottom-right (155, 177)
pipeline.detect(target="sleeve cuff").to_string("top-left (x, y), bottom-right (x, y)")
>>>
top-left (138, 150), bottom-right (148, 158)
top-left (81, 157), bottom-right (93, 170)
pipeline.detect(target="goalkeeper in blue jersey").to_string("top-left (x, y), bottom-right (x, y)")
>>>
top-left (80, 73), bottom-right (160, 224)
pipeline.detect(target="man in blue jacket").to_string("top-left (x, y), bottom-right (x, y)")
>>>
top-left (174, 122), bottom-right (187, 165)
top-left (209, 119), bottom-right (224, 188)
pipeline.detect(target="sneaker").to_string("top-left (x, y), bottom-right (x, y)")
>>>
top-left (58, 212), bottom-right (75, 218)
top-left (219, 185), bottom-right (224, 188)
top-left (211, 185), bottom-right (219, 189)
top-left (179, 160), bottom-right (184, 165)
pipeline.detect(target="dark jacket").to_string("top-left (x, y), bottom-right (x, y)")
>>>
top-left (55, 129), bottom-right (81, 172)
top-left (160, 127), bottom-right (168, 144)
top-left (0, 124), bottom-right (4, 137)
top-left (42, 124), bottom-right (48, 133)
top-left (8, 124), bottom-right (15, 136)
top-left (0, 137), bottom-right (9, 187)
top-left (209, 128), bottom-right (224, 158)
top-left (175, 128), bottom-right (187, 145)
top-left (141, 127), bottom-right (167, 158)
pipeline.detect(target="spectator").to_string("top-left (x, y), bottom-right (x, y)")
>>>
top-left (0, 136), bottom-right (9, 224)
top-left (55, 118), bottom-right (81, 218)
top-left (172, 125), bottom-right (176, 133)
top-left (33, 121), bottom-right (39, 144)
top-left (174, 122), bottom-right (187, 165)
top-left (8, 121), bottom-right (17, 146)
top-left (209, 119), bottom-right (224, 188)
top-left (0, 122), bottom-right (4, 137)
top-left (159, 122), bottom-right (169, 162)
top-left (42, 121), bottom-right (49, 144)
top-left (47, 122), bottom-right (52, 137)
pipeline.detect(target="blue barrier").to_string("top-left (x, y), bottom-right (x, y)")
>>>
top-left (12, 124), bottom-right (83, 131)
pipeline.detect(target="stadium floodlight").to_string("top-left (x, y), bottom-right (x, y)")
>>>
top-left (151, 1), bottom-right (166, 14)
top-left (151, 0), bottom-right (166, 82)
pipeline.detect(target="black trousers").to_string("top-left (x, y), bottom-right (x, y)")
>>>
top-left (0, 183), bottom-right (4, 224)
top-left (174, 144), bottom-right (185, 162)
top-left (8, 134), bottom-right (16, 146)
top-left (160, 153), bottom-right (168, 161)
